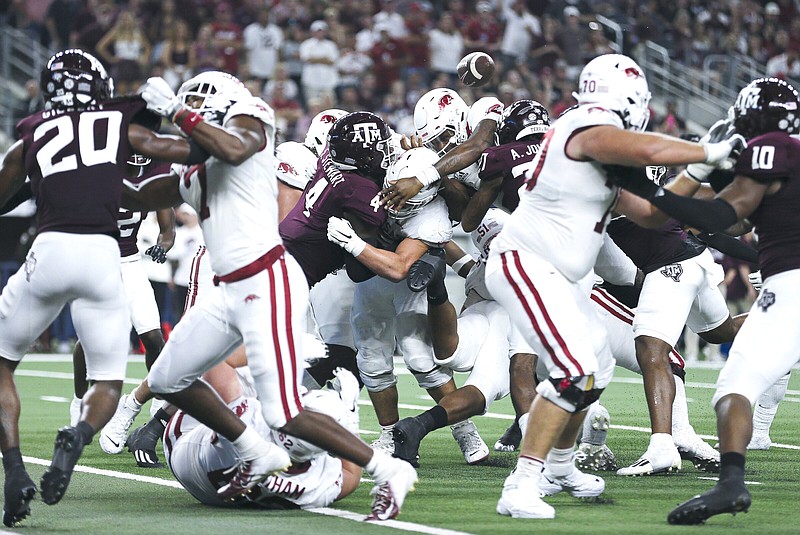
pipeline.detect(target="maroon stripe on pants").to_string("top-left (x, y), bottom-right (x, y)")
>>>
top-left (268, 263), bottom-right (292, 422)
top-left (279, 257), bottom-right (303, 415)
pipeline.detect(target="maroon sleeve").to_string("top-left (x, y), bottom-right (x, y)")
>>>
top-left (478, 146), bottom-right (507, 181)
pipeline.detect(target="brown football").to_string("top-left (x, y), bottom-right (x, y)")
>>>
top-left (457, 52), bottom-right (496, 87)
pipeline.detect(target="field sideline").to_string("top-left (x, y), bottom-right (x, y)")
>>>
top-left (2, 355), bottom-right (799, 534)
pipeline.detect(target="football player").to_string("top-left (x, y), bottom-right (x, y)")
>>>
top-left (612, 77), bottom-right (800, 524)
top-left (165, 364), bottom-right (363, 511)
top-left (486, 53), bottom-right (743, 519)
top-left (0, 48), bottom-right (205, 524)
top-left (125, 77), bottom-right (416, 520)
top-left (326, 146), bottom-right (489, 465)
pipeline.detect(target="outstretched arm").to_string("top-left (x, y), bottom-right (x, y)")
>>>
top-left (461, 173), bottom-right (502, 232)
top-left (0, 141), bottom-right (27, 210)
top-left (122, 172), bottom-right (183, 212)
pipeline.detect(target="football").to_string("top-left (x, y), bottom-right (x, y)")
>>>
top-left (457, 52), bottom-right (496, 87)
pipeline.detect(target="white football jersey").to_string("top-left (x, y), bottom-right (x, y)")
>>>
top-left (465, 208), bottom-right (508, 300)
top-left (378, 195), bottom-right (453, 249)
top-left (491, 105), bottom-right (622, 282)
top-left (275, 141), bottom-right (318, 190)
top-left (178, 96), bottom-right (280, 276)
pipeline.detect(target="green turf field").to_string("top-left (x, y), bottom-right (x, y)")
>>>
top-left (2, 356), bottom-right (798, 534)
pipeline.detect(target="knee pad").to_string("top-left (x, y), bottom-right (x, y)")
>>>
top-left (536, 375), bottom-right (600, 413)
top-left (410, 365), bottom-right (452, 390)
top-left (356, 351), bottom-right (395, 392)
top-left (359, 369), bottom-right (396, 392)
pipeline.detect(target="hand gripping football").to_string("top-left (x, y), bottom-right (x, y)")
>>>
top-left (457, 52), bottom-right (496, 87)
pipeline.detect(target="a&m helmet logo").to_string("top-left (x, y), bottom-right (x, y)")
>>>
top-left (660, 263), bottom-right (683, 282)
top-left (351, 122), bottom-right (381, 148)
top-left (736, 86), bottom-right (761, 110)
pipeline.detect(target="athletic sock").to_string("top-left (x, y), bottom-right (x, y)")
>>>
top-left (518, 413), bottom-right (530, 438)
top-left (231, 425), bottom-right (266, 461)
top-left (719, 452), bottom-right (746, 484)
top-left (365, 449), bottom-right (397, 483)
top-left (516, 454), bottom-right (545, 478)
top-left (417, 405), bottom-right (448, 434)
top-left (76, 421), bottom-right (95, 445)
top-left (546, 447), bottom-right (576, 477)
top-left (2, 447), bottom-right (24, 475)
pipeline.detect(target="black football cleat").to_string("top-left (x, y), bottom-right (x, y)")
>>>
top-left (667, 483), bottom-right (751, 525)
top-left (392, 417), bottom-right (425, 468)
top-left (494, 420), bottom-right (522, 453)
top-left (407, 248), bottom-right (446, 293)
top-left (3, 470), bottom-right (37, 527)
top-left (127, 424), bottom-right (164, 468)
top-left (41, 426), bottom-right (86, 505)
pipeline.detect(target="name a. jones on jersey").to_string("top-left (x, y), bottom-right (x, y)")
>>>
top-left (510, 143), bottom-right (540, 160)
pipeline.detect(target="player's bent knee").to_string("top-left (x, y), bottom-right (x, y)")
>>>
top-left (411, 366), bottom-right (452, 390)
top-left (360, 370), bottom-right (397, 392)
top-left (536, 375), bottom-right (603, 413)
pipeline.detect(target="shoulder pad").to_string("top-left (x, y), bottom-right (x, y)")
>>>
top-left (275, 141), bottom-right (317, 189)
top-left (467, 97), bottom-right (504, 135)
top-left (224, 96), bottom-right (275, 127)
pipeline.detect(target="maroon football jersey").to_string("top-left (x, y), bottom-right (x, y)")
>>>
top-left (117, 162), bottom-right (173, 257)
top-left (735, 131), bottom-right (800, 279)
top-left (478, 140), bottom-right (541, 212)
top-left (16, 97), bottom-right (148, 237)
top-left (280, 150), bottom-right (387, 286)
top-left (607, 216), bottom-right (704, 273)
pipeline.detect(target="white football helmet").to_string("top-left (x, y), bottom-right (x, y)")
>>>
top-left (177, 71), bottom-right (251, 125)
top-left (414, 88), bottom-right (468, 156)
top-left (275, 141), bottom-right (317, 190)
top-left (384, 147), bottom-right (440, 220)
top-left (576, 54), bottom-right (651, 131)
top-left (269, 389), bottom-right (347, 463)
top-left (304, 108), bottom-right (347, 157)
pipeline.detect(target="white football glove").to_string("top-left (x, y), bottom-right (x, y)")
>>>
top-left (327, 216), bottom-right (366, 256)
top-left (748, 270), bottom-right (762, 292)
top-left (686, 119), bottom-right (735, 182)
top-left (141, 77), bottom-right (181, 118)
top-left (702, 126), bottom-right (747, 169)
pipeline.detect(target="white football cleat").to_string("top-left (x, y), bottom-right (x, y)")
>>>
top-left (617, 445), bottom-right (682, 476)
top-left (366, 459), bottom-right (417, 521)
top-left (539, 466), bottom-right (605, 497)
top-left (217, 444), bottom-right (291, 501)
top-left (496, 472), bottom-right (555, 519)
top-left (451, 420), bottom-right (489, 465)
top-left (99, 394), bottom-right (142, 454)
top-left (747, 433), bottom-right (772, 450)
top-left (676, 434), bottom-right (720, 472)
top-left (371, 426), bottom-right (395, 455)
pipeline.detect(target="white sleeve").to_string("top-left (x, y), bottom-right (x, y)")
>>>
top-left (467, 97), bottom-right (504, 135)
top-left (594, 232), bottom-right (638, 286)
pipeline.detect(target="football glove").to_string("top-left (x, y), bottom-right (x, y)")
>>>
top-left (327, 216), bottom-right (366, 256)
top-left (145, 245), bottom-right (168, 264)
top-left (686, 119), bottom-right (738, 182)
top-left (602, 164), bottom-right (659, 199)
top-left (141, 77), bottom-right (181, 118)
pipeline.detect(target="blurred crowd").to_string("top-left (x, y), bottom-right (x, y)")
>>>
top-left (6, 0), bottom-right (795, 142)
top-left (1, 0), bottom-right (770, 356)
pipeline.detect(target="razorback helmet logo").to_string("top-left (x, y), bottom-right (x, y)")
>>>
top-left (438, 94), bottom-right (453, 111)
top-left (278, 161), bottom-right (297, 176)
top-left (624, 67), bottom-right (642, 78)
top-left (320, 114), bottom-right (338, 123)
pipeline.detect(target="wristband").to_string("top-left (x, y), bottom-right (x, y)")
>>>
top-left (451, 254), bottom-right (473, 276)
top-left (418, 165), bottom-right (441, 188)
top-left (173, 108), bottom-right (204, 136)
top-left (346, 236), bottom-right (366, 257)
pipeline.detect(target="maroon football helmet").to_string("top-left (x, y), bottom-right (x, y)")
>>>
top-left (41, 49), bottom-right (113, 111)
top-left (327, 111), bottom-right (395, 183)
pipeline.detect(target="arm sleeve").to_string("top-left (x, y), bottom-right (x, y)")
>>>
top-left (697, 231), bottom-right (759, 264)
top-left (650, 189), bottom-right (739, 233)
top-left (0, 182), bottom-right (32, 215)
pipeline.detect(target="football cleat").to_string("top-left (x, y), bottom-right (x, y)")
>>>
top-left (366, 459), bottom-right (417, 521)
top-left (496, 472), bottom-right (555, 519)
top-left (575, 443), bottom-right (618, 471)
top-left (41, 426), bottom-right (86, 505)
top-left (617, 446), bottom-right (681, 476)
top-left (371, 426), bottom-right (396, 455)
top-left (539, 466), bottom-right (605, 498)
top-left (668, 483), bottom-right (751, 525)
top-left (406, 248), bottom-right (446, 293)
top-left (127, 424), bottom-right (164, 468)
top-left (747, 433), bottom-right (772, 451)
top-left (2, 470), bottom-right (37, 527)
top-left (392, 417), bottom-right (424, 468)
top-left (677, 437), bottom-right (720, 473)
top-left (494, 420), bottom-right (522, 452)
top-left (217, 445), bottom-right (291, 501)
top-left (451, 420), bottom-right (489, 465)
top-left (99, 394), bottom-right (141, 454)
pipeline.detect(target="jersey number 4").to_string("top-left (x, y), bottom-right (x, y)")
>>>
top-left (34, 111), bottom-right (123, 178)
